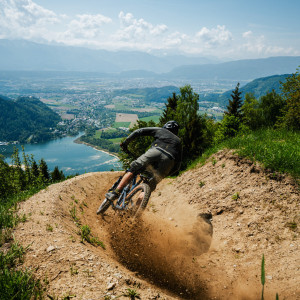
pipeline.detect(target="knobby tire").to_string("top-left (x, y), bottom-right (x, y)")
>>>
top-left (125, 183), bottom-right (151, 216)
top-left (96, 198), bottom-right (111, 215)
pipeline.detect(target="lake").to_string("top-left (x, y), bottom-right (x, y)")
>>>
top-left (0, 134), bottom-right (122, 176)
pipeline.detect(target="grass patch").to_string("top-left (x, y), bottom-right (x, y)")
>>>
top-left (0, 188), bottom-right (47, 298)
top-left (79, 225), bottom-right (105, 249)
top-left (0, 240), bottom-right (44, 299)
top-left (188, 128), bottom-right (299, 182)
top-left (109, 137), bottom-right (124, 143)
top-left (94, 130), bottom-right (102, 138)
top-left (122, 288), bottom-right (141, 299)
top-left (113, 122), bottom-right (131, 128)
top-left (1, 186), bottom-right (46, 245)
top-left (223, 128), bottom-right (300, 178)
top-left (140, 115), bottom-right (161, 123)
top-left (114, 103), bottom-right (133, 110)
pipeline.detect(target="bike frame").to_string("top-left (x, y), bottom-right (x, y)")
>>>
top-left (109, 172), bottom-right (143, 211)
top-left (105, 147), bottom-right (153, 212)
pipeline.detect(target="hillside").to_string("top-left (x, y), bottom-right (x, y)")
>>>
top-left (12, 150), bottom-right (299, 299)
top-left (203, 74), bottom-right (291, 107)
top-left (0, 96), bottom-right (61, 142)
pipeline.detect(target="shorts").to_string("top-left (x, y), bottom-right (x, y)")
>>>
top-left (129, 147), bottom-right (175, 185)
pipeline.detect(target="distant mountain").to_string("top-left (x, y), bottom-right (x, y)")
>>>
top-left (1, 39), bottom-right (299, 80)
top-left (203, 74), bottom-right (291, 107)
top-left (0, 39), bottom-right (214, 73)
top-left (0, 95), bottom-right (61, 143)
top-left (166, 57), bottom-right (300, 80)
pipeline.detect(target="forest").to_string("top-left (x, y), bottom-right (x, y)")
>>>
top-left (117, 68), bottom-right (299, 173)
top-left (0, 96), bottom-right (61, 143)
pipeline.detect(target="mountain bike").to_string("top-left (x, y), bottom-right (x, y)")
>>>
top-left (96, 170), bottom-right (154, 216)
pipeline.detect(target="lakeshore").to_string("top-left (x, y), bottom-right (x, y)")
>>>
top-left (0, 134), bottom-right (122, 175)
top-left (73, 136), bottom-right (120, 160)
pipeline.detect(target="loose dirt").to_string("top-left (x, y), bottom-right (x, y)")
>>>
top-left (12, 149), bottom-right (299, 299)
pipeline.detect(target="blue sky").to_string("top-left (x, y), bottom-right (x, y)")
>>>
top-left (1, 0), bottom-right (299, 60)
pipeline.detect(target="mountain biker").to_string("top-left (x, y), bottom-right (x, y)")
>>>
top-left (105, 120), bottom-right (182, 201)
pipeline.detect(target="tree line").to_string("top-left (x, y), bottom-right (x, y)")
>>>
top-left (80, 132), bottom-right (120, 154)
top-left (0, 147), bottom-right (65, 204)
top-left (120, 68), bottom-right (300, 169)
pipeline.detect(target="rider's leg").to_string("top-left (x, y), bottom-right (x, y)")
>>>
top-left (105, 171), bottom-right (134, 201)
top-left (106, 148), bottom-right (162, 201)
top-left (116, 171), bottom-right (134, 192)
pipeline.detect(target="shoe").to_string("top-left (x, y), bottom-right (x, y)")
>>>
top-left (105, 190), bottom-right (120, 201)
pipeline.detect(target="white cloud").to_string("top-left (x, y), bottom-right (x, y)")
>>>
top-left (0, 0), bottom-right (59, 40)
top-left (195, 25), bottom-right (233, 47)
top-left (0, 1), bottom-right (298, 58)
top-left (164, 31), bottom-right (185, 47)
top-left (115, 11), bottom-right (168, 41)
top-left (242, 30), bottom-right (253, 38)
top-left (63, 14), bottom-right (112, 39)
top-left (238, 32), bottom-right (299, 57)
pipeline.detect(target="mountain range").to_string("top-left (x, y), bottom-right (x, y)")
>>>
top-left (165, 57), bottom-right (299, 80)
top-left (0, 39), bottom-right (299, 80)
top-left (110, 74), bottom-right (291, 107)
top-left (204, 74), bottom-right (291, 106)
top-left (0, 39), bottom-right (214, 74)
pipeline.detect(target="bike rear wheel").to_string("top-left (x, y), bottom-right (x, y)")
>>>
top-left (96, 198), bottom-right (111, 215)
top-left (125, 183), bottom-right (151, 216)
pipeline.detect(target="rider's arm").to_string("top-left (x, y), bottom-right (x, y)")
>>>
top-left (122, 127), bottom-right (159, 146)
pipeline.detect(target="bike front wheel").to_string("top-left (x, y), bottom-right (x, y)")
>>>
top-left (125, 183), bottom-right (151, 216)
top-left (96, 198), bottom-right (111, 215)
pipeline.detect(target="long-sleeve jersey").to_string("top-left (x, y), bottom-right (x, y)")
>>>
top-left (124, 127), bottom-right (182, 163)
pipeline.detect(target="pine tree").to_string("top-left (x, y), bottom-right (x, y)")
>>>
top-left (159, 92), bottom-right (178, 125)
top-left (225, 83), bottom-right (243, 120)
top-left (11, 147), bottom-right (26, 191)
top-left (21, 146), bottom-right (31, 185)
top-left (51, 166), bottom-right (65, 182)
top-left (39, 158), bottom-right (50, 182)
top-left (216, 83), bottom-right (244, 140)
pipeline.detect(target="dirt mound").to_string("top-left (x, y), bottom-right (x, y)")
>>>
top-left (12, 150), bottom-right (299, 299)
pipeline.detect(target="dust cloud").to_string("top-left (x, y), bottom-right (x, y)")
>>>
top-left (108, 212), bottom-right (213, 299)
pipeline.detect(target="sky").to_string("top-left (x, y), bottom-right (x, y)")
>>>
top-left (1, 0), bottom-right (300, 60)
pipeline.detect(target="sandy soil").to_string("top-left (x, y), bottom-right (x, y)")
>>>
top-left (12, 149), bottom-right (299, 300)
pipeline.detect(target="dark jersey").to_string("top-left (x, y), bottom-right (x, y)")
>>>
top-left (124, 127), bottom-right (182, 163)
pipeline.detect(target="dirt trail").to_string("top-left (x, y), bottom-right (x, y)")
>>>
top-left (12, 149), bottom-right (299, 299)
